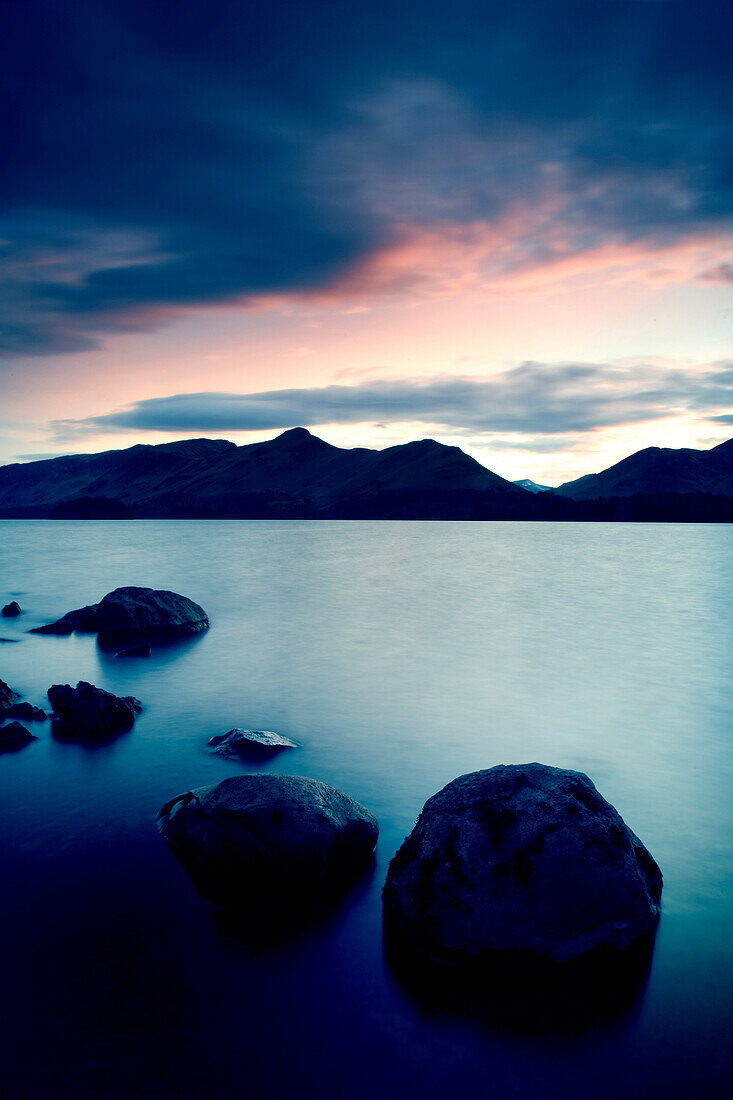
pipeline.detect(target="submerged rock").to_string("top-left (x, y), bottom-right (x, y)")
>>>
top-left (2, 601), bottom-right (22, 617)
top-left (0, 721), bottom-right (37, 752)
top-left (158, 774), bottom-right (378, 899)
top-left (207, 728), bottom-right (298, 759)
top-left (48, 681), bottom-right (142, 742)
top-left (115, 643), bottom-right (151, 658)
top-left (31, 586), bottom-right (209, 647)
top-left (0, 677), bottom-right (21, 709)
top-left (383, 763), bottom-right (662, 972)
top-left (30, 605), bottom-right (98, 636)
top-left (0, 701), bottom-right (47, 722)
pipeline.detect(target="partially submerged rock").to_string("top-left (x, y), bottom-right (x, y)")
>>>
top-left (30, 605), bottom-right (98, 636)
top-left (115, 643), bottom-right (151, 658)
top-left (0, 721), bottom-right (37, 752)
top-left (383, 763), bottom-right (662, 973)
top-left (158, 774), bottom-right (378, 901)
top-left (0, 677), bottom-right (21, 709)
top-left (2, 601), bottom-right (21, 617)
top-left (48, 681), bottom-right (142, 742)
top-left (31, 586), bottom-right (209, 648)
top-left (0, 701), bottom-right (47, 722)
top-left (207, 728), bottom-right (298, 759)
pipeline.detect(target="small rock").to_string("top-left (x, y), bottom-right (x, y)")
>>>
top-left (207, 728), bottom-right (298, 759)
top-left (115, 643), bottom-right (151, 658)
top-left (2, 601), bottom-right (21, 617)
top-left (158, 774), bottom-right (378, 897)
top-left (383, 763), bottom-right (662, 972)
top-left (0, 721), bottom-right (37, 752)
top-left (0, 677), bottom-right (21, 709)
top-left (0, 701), bottom-right (47, 722)
top-left (48, 681), bottom-right (142, 742)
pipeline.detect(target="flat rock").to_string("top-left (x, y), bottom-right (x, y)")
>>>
top-left (207, 728), bottom-right (298, 759)
top-left (48, 681), bottom-right (142, 741)
top-left (2, 602), bottom-right (22, 617)
top-left (158, 774), bottom-right (378, 895)
top-left (31, 586), bottom-right (209, 647)
top-left (383, 763), bottom-right (662, 971)
top-left (0, 701), bottom-right (47, 722)
top-left (115, 643), bottom-right (151, 658)
top-left (0, 677), bottom-right (21, 709)
top-left (0, 721), bottom-right (37, 751)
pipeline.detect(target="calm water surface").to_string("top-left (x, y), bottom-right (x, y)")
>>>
top-left (0, 521), bottom-right (732, 1098)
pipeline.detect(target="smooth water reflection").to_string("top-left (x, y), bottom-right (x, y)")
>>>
top-left (0, 521), bottom-right (732, 1097)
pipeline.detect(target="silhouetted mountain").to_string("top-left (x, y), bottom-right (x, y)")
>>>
top-left (2, 430), bottom-right (732, 521)
top-left (513, 478), bottom-right (553, 493)
top-left (558, 438), bottom-right (733, 500)
top-left (0, 428), bottom-right (528, 520)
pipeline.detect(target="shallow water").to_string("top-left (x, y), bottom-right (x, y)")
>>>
top-left (0, 520), bottom-right (732, 1098)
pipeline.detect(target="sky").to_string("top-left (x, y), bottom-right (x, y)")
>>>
top-left (1, 0), bottom-right (732, 485)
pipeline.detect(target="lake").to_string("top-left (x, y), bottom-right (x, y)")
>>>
top-left (1, 520), bottom-right (732, 1098)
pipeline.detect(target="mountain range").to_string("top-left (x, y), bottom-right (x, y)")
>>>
top-left (557, 439), bottom-right (733, 500)
top-left (0, 429), bottom-right (731, 521)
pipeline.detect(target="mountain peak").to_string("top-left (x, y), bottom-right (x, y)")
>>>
top-left (276, 427), bottom-right (313, 442)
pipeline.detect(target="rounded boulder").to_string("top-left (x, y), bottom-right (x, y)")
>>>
top-left (383, 763), bottom-right (662, 970)
top-left (158, 774), bottom-right (378, 893)
top-left (94, 587), bottom-right (209, 647)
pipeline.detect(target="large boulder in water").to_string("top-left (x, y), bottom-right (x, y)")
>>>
top-left (0, 677), bottom-right (21, 709)
top-left (48, 681), bottom-right (141, 742)
top-left (383, 763), bottom-right (662, 972)
top-left (158, 774), bottom-right (378, 898)
top-left (0, 721), bottom-right (37, 752)
top-left (31, 586), bottom-right (209, 647)
top-left (2, 601), bottom-right (21, 617)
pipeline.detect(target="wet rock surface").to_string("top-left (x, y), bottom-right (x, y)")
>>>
top-left (2, 601), bottom-right (22, 617)
top-left (0, 677), bottom-right (21, 709)
top-left (383, 763), bottom-right (662, 971)
top-left (31, 586), bottom-right (209, 647)
top-left (0, 721), bottom-right (37, 751)
top-left (158, 774), bottom-right (379, 901)
top-left (0, 701), bottom-right (47, 722)
top-left (48, 681), bottom-right (142, 742)
top-left (207, 728), bottom-right (298, 759)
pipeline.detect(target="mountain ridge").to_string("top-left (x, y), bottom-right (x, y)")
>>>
top-left (557, 438), bottom-right (733, 500)
top-left (1, 429), bottom-right (732, 520)
top-left (0, 428), bottom-right (527, 520)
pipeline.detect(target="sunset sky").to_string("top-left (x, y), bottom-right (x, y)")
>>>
top-left (2, 0), bottom-right (731, 484)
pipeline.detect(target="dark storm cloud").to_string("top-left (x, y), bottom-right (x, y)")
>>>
top-left (2, 0), bottom-right (732, 355)
top-left (54, 360), bottom-right (733, 440)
